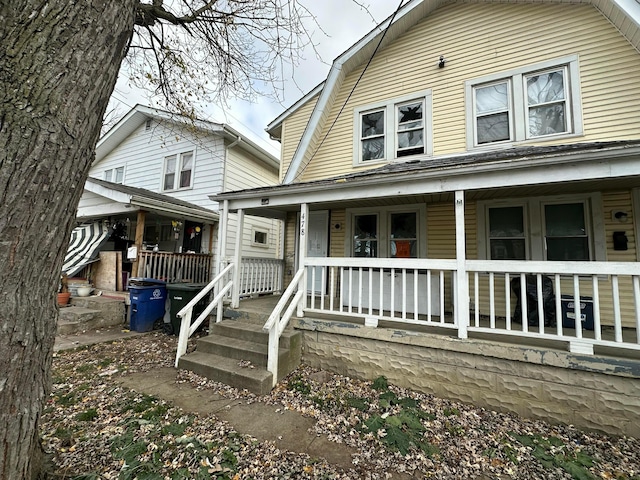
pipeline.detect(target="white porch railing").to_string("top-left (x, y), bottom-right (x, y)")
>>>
top-left (238, 257), bottom-right (283, 297)
top-left (263, 267), bottom-right (305, 386)
top-left (174, 263), bottom-right (234, 367)
top-left (137, 251), bottom-right (212, 283)
top-left (305, 257), bottom-right (458, 327)
top-left (288, 257), bottom-right (640, 356)
top-left (466, 260), bottom-right (640, 355)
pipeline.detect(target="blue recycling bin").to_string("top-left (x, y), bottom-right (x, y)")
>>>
top-left (128, 278), bottom-right (167, 332)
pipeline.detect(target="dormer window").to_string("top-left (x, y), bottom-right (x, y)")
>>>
top-left (354, 90), bottom-right (432, 165)
top-left (466, 55), bottom-right (582, 149)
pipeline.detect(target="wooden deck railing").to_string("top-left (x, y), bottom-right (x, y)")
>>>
top-left (136, 251), bottom-right (212, 283)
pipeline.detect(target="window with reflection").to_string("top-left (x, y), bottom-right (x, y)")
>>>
top-left (353, 214), bottom-right (378, 257)
top-left (488, 206), bottom-right (526, 260)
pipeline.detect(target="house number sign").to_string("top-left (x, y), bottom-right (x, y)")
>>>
top-left (300, 212), bottom-right (306, 237)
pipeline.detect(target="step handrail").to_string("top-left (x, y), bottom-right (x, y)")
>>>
top-left (263, 266), bottom-right (305, 386)
top-left (175, 262), bottom-right (234, 367)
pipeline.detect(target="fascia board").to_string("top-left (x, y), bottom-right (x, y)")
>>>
top-left (613, 0), bottom-right (640, 27)
top-left (266, 83), bottom-right (325, 139)
top-left (220, 125), bottom-right (279, 170)
top-left (76, 203), bottom-right (136, 220)
top-left (130, 197), bottom-right (219, 222)
top-left (84, 179), bottom-right (132, 204)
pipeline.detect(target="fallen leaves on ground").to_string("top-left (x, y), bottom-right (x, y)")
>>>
top-left (42, 332), bottom-right (640, 479)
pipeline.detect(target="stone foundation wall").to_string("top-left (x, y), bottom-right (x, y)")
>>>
top-left (293, 318), bottom-right (640, 438)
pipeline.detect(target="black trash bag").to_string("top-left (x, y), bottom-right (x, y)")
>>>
top-left (511, 275), bottom-right (556, 327)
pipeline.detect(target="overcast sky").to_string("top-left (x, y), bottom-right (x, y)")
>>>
top-left (108, 1), bottom-right (399, 157)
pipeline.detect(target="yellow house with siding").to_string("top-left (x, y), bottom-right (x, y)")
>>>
top-left (188, 0), bottom-right (640, 437)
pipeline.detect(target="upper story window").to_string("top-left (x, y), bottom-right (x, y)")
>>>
top-left (466, 55), bottom-right (582, 149)
top-left (354, 90), bottom-right (432, 165)
top-left (163, 151), bottom-right (194, 191)
top-left (104, 166), bottom-right (124, 184)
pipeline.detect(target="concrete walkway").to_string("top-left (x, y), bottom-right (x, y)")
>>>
top-left (53, 326), bottom-right (402, 477)
top-left (117, 367), bottom-right (358, 471)
top-left (54, 325), bottom-right (145, 352)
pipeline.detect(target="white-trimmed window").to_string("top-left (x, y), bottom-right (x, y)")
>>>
top-left (104, 166), bottom-right (124, 184)
top-left (466, 55), bottom-right (582, 148)
top-left (163, 151), bottom-right (194, 191)
top-left (478, 194), bottom-right (604, 261)
top-left (252, 228), bottom-right (268, 247)
top-left (354, 90), bottom-right (432, 165)
top-left (487, 205), bottom-right (527, 260)
top-left (348, 205), bottom-right (425, 258)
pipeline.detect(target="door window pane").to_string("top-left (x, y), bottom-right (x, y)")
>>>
top-left (390, 212), bottom-right (417, 258)
top-left (488, 206), bottom-right (526, 260)
top-left (353, 214), bottom-right (377, 257)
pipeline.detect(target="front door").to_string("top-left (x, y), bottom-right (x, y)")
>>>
top-left (307, 211), bottom-right (328, 294)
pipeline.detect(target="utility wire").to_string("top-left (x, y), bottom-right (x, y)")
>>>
top-left (292, 0), bottom-right (406, 182)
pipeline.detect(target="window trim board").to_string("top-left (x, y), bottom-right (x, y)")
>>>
top-left (353, 89), bottom-right (433, 166)
top-left (465, 54), bottom-right (583, 150)
top-left (345, 203), bottom-right (427, 258)
top-left (477, 192), bottom-right (604, 262)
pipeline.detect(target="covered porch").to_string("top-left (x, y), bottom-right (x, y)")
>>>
top-left (169, 142), bottom-right (640, 437)
top-left (200, 142), bottom-right (640, 362)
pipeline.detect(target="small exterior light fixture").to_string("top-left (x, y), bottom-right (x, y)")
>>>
top-left (613, 210), bottom-right (629, 223)
top-left (438, 55), bottom-right (446, 68)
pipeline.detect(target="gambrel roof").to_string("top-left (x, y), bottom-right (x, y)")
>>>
top-left (275, 0), bottom-right (640, 184)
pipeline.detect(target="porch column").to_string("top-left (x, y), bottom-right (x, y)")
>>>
top-left (231, 208), bottom-right (244, 308)
top-left (131, 210), bottom-right (146, 277)
top-left (455, 190), bottom-right (469, 339)
top-left (215, 200), bottom-right (229, 276)
top-left (297, 203), bottom-right (308, 317)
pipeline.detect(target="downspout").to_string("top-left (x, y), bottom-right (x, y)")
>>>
top-left (223, 134), bottom-right (241, 193)
top-left (219, 135), bottom-right (242, 286)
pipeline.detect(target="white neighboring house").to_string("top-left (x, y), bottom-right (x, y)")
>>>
top-left (70, 104), bottom-right (283, 295)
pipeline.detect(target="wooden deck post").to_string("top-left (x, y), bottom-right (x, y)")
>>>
top-left (455, 190), bottom-right (469, 339)
top-left (215, 200), bottom-right (229, 276)
top-left (131, 210), bottom-right (146, 278)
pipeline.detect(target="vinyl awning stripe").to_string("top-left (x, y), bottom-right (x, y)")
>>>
top-left (62, 222), bottom-right (111, 277)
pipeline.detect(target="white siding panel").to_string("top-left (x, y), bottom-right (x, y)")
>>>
top-left (90, 121), bottom-right (224, 210)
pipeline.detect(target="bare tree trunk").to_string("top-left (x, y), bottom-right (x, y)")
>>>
top-left (0, 2), bottom-right (136, 478)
